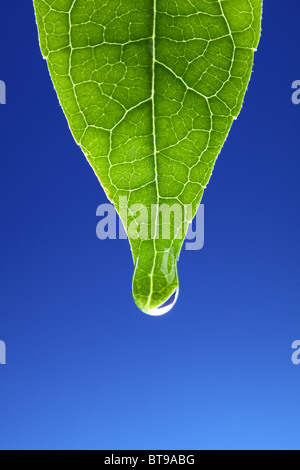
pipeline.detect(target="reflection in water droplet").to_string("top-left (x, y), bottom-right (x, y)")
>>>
top-left (147, 288), bottom-right (179, 316)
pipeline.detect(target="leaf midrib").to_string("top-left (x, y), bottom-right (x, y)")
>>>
top-left (147, 0), bottom-right (159, 310)
top-left (152, 0), bottom-right (159, 213)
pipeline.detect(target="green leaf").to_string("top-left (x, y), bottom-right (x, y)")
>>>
top-left (33, 0), bottom-right (263, 315)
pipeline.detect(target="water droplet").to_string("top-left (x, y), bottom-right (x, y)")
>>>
top-left (147, 288), bottom-right (179, 316)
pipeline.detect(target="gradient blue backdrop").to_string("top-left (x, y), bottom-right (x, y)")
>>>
top-left (0, 1), bottom-right (300, 450)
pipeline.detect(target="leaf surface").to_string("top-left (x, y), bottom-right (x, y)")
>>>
top-left (33, 0), bottom-right (263, 314)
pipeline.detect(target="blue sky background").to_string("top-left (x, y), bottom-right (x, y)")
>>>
top-left (1, 1), bottom-right (300, 450)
